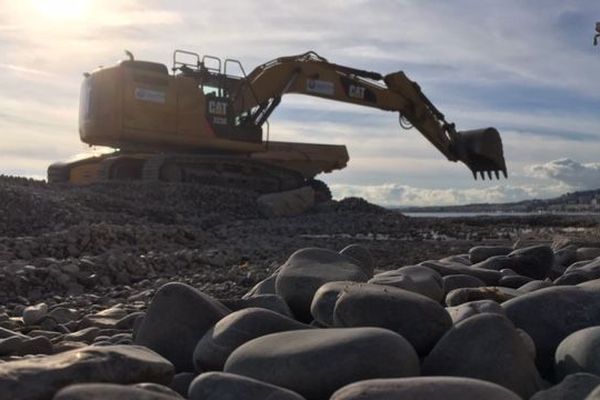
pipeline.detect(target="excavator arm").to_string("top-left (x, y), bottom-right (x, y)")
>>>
top-left (229, 52), bottom-right (507, 180)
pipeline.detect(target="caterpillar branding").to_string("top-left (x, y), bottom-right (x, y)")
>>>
top-left (339, 76), bottom-right (376, 103)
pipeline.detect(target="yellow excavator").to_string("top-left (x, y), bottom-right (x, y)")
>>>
top-left (48, 50), bottom-right (507, 199)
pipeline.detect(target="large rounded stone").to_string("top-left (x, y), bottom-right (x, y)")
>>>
top-left (563, 259), bottom-right (600, 282)
top-left (499, 275), bottom-right (534, 288)
top-left (566, 260), bottom-right (595, 274)
top-left (275, 248), bottom-right (370, 321)
top-left (368, 272), bottom-right (419, 294)
top-left (169, 372), bottom-right (196, 398)
top-left (445, 287), bottom-right (519, 306)
top-left (339, 244), bottom-right (375, 276)
top-left (332, 283), bottom-right (452, 355)
top-left (22, 303), bottom-right (48, 326)
top-left (530, 373), bottom-right (600, 400)
top-left (440, 254), bottom-right (471, 265)
top-left (53, 383), bottom-right (181, 400)
top-left (419, 260), bottom-right (501, 285)
top-left (133, 382), bottom-right (183, 398)
top-left (585, 385), bottom-right (600, 399)
top-left (577, 248), bottom-right (600, 261)
top-left (224, 327), bottom-right (420, 400)
top-left (134, 283), bottom-right (230, 372)
top-left (555, 326), bottom-right (600, 379)
top-left (470, 246), bottom-right (513, 264)
top-left (445, 299), bottom-right (505, 324)
top-left (442, 274), bottom-right (485, 293)
top-left (517, 280), bottom-right (553, 294)
top-left (472, 255), bottom-right (516, 271)
top-left (508, 245), bottom-right (555, 280)
top-left (393, 266), bottom-right (444, 302)
top-left (194, 307), bottom-right (311, 372)
top-left (423, 313), bottom-right (543, 398)
top-left (0, 345), bottom-right (174, 400)
top-left (555, 271), bottom-right (591, 285)
top-left (503, 286), bottom-right (600, 379)
top-left (243, 274), bottom-right (277, 299)
top-left (330, 377), bottom-right (521, 400)
top-left (188, 372), bottom-right (305, 400)
top-left (310, 281), bottom-right (358, 326)
top-left (219, 295), bottom-right (292, 318)
top-left (554, 246), bottom-right (577, 269)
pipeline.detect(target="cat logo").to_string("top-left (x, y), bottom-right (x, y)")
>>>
top-left (348, 84), bottom-right (365, 100)
top-left (208, 100), bottom-right (228, 116)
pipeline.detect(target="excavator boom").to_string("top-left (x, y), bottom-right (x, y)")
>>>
top-left (229, 52), bottom-right (507, 179)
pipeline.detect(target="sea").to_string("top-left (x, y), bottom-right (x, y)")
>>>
top-left (402, 211), bottom-right (600, 218)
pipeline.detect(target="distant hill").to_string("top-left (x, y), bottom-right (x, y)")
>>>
top-left (400, 188), bottom-right (600, 213)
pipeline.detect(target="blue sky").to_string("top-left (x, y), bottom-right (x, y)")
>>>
top-left (1, 0), bottom-right (599, 206)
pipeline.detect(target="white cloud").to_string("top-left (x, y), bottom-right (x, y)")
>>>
top-left (528, 158), bottom-right (600, 190)
top-left (330, 157), bottom-right (600, 207)
top-left (330, 182), bottom-right (568, 207)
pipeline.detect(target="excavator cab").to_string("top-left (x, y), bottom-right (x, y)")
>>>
top-left (171, 50), bottom-right (263, 143)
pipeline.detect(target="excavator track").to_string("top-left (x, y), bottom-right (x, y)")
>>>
top-left (98, 156), bottom-right (145, 181)
top-left (140, 154), bottom-right (307, 193)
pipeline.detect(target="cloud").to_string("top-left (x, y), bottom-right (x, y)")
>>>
top-left (0, 63), bottom-right (55, 77)
top-left (329, 182), bottom-right (568, 207)
top-left (528, 158), bottom-right (600, 190)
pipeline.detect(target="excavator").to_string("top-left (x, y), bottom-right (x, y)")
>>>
top-left (48, 50), bottom-right (507, 200)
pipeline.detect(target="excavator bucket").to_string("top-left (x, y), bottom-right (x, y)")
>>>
top-left (454, 127), bottom-right (507, 180)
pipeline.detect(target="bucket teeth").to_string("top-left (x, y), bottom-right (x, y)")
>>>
top-left (471, 168), bottom-right (506, 181)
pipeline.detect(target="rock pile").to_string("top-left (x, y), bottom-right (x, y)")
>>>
top-left (2, 240), bottom-right (600, 399)
top-left (0, 177), bottom-right (262, 237)
top-left (3, 176), bottom-right (600, 398)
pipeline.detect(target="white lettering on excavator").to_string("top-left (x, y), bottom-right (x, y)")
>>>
top-left (348, 85), bottom-right (365, 100)
top-left (306, 79), bottom-right (335, 96)
top-left (135, 88), bottom-right (166, 104)
top-left (212, 117), bottom-right (228, 125)
top-left (208, 100), bottom-right (228, 116)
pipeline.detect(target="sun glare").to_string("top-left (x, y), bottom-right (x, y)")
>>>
top-left (30, 0), bottom-right (91, 20)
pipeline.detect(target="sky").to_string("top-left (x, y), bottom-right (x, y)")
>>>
top-left (1, 0), bottom-right (599, 206)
